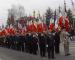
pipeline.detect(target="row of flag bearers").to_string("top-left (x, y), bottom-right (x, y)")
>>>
top-left (0, 14), bottom-right (70, 59)
top-left (0, 29), bottom-right (60, 59)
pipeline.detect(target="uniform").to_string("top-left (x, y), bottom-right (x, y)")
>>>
top-left (25, 33), bottom-right (32, 53)
top-left (32, 34), bottom-right (38, 55)
top-left (25, 34), bottom-right (29, 53)
top-left (19, 35), bottom-right (25, 51)
top-left (47, 32), bottom-right (55, 59)
top-left (28, 33), bottom-right (33, 54)
top-left (6, 35), bottom-right (11, 48)
top-left (15, 35), bottom-right (20, 51)
top-left (55, 32), bottom-right (60, 54)
top-left (8, 34), bottom-right (16, 49)
top-left (38, 33), bottom-right (46, 57)
top-left (12, 35), bottom-right (16, 50)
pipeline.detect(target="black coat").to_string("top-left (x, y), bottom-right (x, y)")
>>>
top-left (32, 35), bottom-right (38, 51)
top-left (38, 33), bottom-right (46, 47)
top-left (47, 33), bottom-right (55, 48)
top-left (55, 32), bottom-right (60, 45)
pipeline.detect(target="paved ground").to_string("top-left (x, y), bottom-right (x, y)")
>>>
top-left (0, 41), bottom-right (75, 60)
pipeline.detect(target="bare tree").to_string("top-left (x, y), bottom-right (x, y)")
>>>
top-left (7, 5), bottom-right (25, 27)
top-left (45, 7), bottom-right (53, 28)
top-left (16, 5), bottom-right (25, 19)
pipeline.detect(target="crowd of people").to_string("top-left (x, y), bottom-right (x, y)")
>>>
top-left (0, 27), bottom-right (72, 59)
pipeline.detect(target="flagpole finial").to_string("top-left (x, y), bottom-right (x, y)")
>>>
top-left (64, 0), bottom-right (67, 12)
top-left (59, 5), bottom-right (61, 13)
top-left (38, 10), bottom-right (40, 18)
top-left (33, 10), bottom-right (35, 18)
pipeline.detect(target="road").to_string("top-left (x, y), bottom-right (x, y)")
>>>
top-left (0, 41), bottom-right (75, 60)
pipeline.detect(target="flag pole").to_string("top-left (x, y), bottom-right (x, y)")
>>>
top-left (33, 10), bottom-right (35, 19)
top-left (63, 0), bottom-right (67, 26)
top-left (54, 9), bottom-right (56, 25)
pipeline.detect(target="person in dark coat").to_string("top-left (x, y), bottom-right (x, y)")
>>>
top-left (0, 35), bottom-right (5, 47)
top-left (55, 32), bottom-right (60, 54)
top-left (47, 32), bottom-right (55, 59)
top-left (15, 33), bottom-right (20, 51)
top-left (25, 33), bottom-right (32, 53)
top-left (31, 33), bottom-right (38, 55)
top-left (19, 35), bottom-right (25, 52)
top-left (28, 33), bottom-right (33, 54)
top-left (12, 34), bottom-right (16, 50)
top-left (38, 33), bottom-right (46, 57)
top-left (10, 34), bottom-right (15, 49)
top-left (5, 35), bottom-right (11, 48)
top-left (25, 33), bottom-right (29, 53)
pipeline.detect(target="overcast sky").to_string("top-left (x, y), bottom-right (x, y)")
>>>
top-left (0, 0), bottom-right (74, 26)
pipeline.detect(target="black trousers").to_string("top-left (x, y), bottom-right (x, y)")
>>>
top-left (55, 43), bottom-right (60, 54)
top-left (40, 46), bottom-right (46, 57)
top-left (48, 47), bottom-right (54, 59)
top-left (32, 44), bottom-right (38, 55)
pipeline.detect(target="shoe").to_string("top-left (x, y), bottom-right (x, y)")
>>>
top-left (65, 54), bottom-right (68, 56)
top-left (52, 57), bottom-right (55, 59)
top-left (48, 57), bottom-right (50, 59)
top-left (65, 53), bottom-right (71, 56)
top-left (67, 53), bottom-right (71, 56)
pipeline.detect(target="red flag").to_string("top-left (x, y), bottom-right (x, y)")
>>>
top-left (31, 23), bottom-right (37, 32)
top-left (23, 26), bottom-right (27, 33)
top-left (6, 28), bottom-right (9, 34)
top-left (27, 21), bottom-right (32, 32)
top-left (55, 28), bottom-right (59, 32)
top-left (49, 23), bottom-right (54, 32)
top-left (9, 28), bottom-right (13, 35)
top-left (58, 16), bottom-right (63, 28)
top-left (43, 23), bottom-right (47, 31)
top-left (37, 20), bottom-right (43, 32)
top-left (0, 30), bottom-right (2, 36)
top-left (37, 23), bottom-right (43, 32)
top-left (65, 16), bottom-right (70, 32)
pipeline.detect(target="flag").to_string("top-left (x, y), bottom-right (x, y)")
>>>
top-left (64, 0), bottom-right (70, 32)
top-left (37, 20), bottom-right (43, 32)
top-left (9, 28), bottom-right (14, 35)
top-left (55, 18), bottom-right (58, 29)
top-left (65, 16), bottom-right (70, 32)
top-left (43, 23), bottom-right (47, 31)
top-left (23, 26), bottom-right (27, 33)
top-left (58, 6), bottom-right (63, 28)
top-left (18, 23), bottom-right (22, 29)
top-left (6, 27), bottom-right (10, 34)
top-left (27, 20), bottom-right (32, 32)
top-left (31, 21), bottom-right (37, 32)
top-left (50, 18), bottom-right (54, 24)
top-left (49, 23), bottom-right (54, 32)
top-left (9, 24), bottom-right (13, 29)
top-left (1, 29), bottom-right (6, 36)
top-left (58, 15), bottom-right (63, 28)
top-left (54, 10), bottom-right (58, 29)
top-left (0, 30), bottom-right (2, 36)
top-left (49, 18), bottom-right (55, 32)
